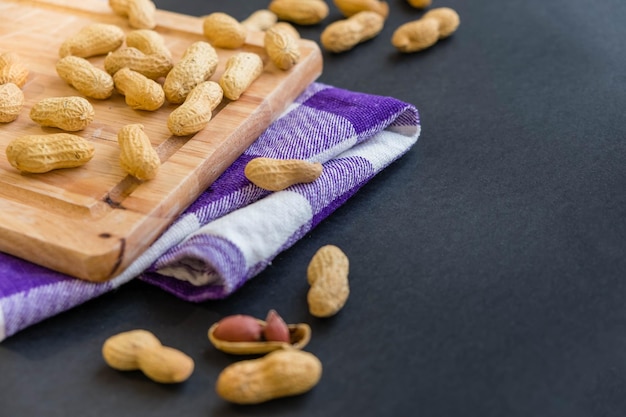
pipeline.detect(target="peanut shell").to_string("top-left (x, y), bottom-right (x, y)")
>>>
top-left (167, 81), bottom-right (223, 136)
top-left (264, 25), bottom-right (301, 70)
top-left (56, 56), bottom-right (114, 99)
top-left (268, 0), bottom-right (329, 25)
top-left (307, 245), bottom-right (350, 317)
top-left (244, 157), bottom-right (323, 191)
top-left (0, 51), bottom-right (29, 87)
top-left (58, 23), bottom-right (125, 58)
top-left (0, 83), bottom-right (24, 123)
top-left (6, 133), bottom-right (95, 173)
top-left (202, 12), bottom-right (247, 49)
top-left (29, 96), bottom-right (95, 131)
top-left (113, 67), bottom-right (165, 111)
top-left (104, 47), bottom-right (173, 79)
top-left (163, 41), bottom-right (218, 104)
top-left (208, 320), bottom-right (311, 355)
top-left (216, 349), bottom-right (322, 404)
top-left (219, 52), bottom-right (264, 101)
top-left (117, 123), bottom-right (160, 180)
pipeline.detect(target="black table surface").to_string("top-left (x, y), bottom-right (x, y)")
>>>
top-left (2, 1), bottom-right (626, 416)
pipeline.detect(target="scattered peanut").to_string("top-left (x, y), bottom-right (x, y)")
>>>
top-left (216, 349), bottom-right (322, 404)
top-left (58, 23), bottom-right (125, 58)
top-left (241, 10), bottom-right (278, 32)
top-left (407, 0), bottom-right (432, 9)
top-left (29, 96), bottom-right (95, 131)
top-left (113, 67), bottom-right (165, 111)
top-left (263, 309), bottom-right (290, 343)
top-left (104, 47), bottom-right (173, 79)
top-left (0, 52), bottom-right (29, 87)
top-left (6, 133), bottom-right (95, 173)
top-left (244, 157), bottom-right (323, 191)
top-left (102, 329), bottom-right (161, 370)
top-left (321, 11), bottom-right (385, 53)
top-left (117, 123), bottom-right (160, 180)
top-left (392, 7), bottom-right (460, 53)
top-left (0, 83), bottom-right (24, 123)
top-left (163, 41), bottom-right (218, 104)
top-left (109, 0), bottom-right (157, 29)
top-left (333, 0), bottom-right (389, 19)
top-left (268, 0), bottom-right (329, 25)
top-left (56, 56), bottom-right (115, 100)
top-left (219, 52), bottom-right (264, 101)
top-left (264, 25), bottom-right (301, 70)
top-left (423, 7), bottom-right (461, 38)
top-left (202, 12), bottom-right (247, 49)
top-left (167, 81), bottom-right (223, 136)
top-left (102, 329), bottom-right (194, 384)
top-left (212, 314), bottom-right (264, 342)
top-left (391, 18), bottom-right (439, 53)
top-left (125, 29), bottom-right (172, 58)
top-left (307, 245), bottom-right (350, 317)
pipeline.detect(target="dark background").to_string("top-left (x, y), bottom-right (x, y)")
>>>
top-left (2, 0), bottom-right (626, 416)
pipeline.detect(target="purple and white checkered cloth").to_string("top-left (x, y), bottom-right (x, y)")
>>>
top-left (0, 82), bottom-right (420, 342)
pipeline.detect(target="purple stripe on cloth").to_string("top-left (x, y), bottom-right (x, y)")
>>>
top-left (245, 104), bottom-right (356, 160)
top-left (304, 88), bottom-right (412, 137)
top-left (0, 252), bottom-right (75, 298)
top-left (292, 155), bottom-right (374, 218)
top-left (2, 280), bottom-right (114, 337)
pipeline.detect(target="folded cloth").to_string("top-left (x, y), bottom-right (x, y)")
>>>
top-left (0, 82), bottom-right (420, 342)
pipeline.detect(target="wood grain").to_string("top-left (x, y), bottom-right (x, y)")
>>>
top-left (0, 0), bottom-right (323, 281)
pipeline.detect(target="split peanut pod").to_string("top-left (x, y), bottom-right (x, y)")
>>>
top-left (102, 329), bottom-right (194, 384)
top-left (208, 310), bottom-right (311, 355)
top-left (6, 133), bottom-right (95, 174)
top-left (216, 348), bottom-right (322, 404)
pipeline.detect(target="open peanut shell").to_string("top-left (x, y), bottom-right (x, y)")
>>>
top-left (208, 320), bottom-right (311, 355)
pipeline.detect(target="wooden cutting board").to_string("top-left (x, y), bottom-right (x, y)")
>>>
top-left (0, 0), bottom-right (323, 282)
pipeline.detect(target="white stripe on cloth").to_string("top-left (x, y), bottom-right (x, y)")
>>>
top-left (158, 191), bottom-right (312, 286)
